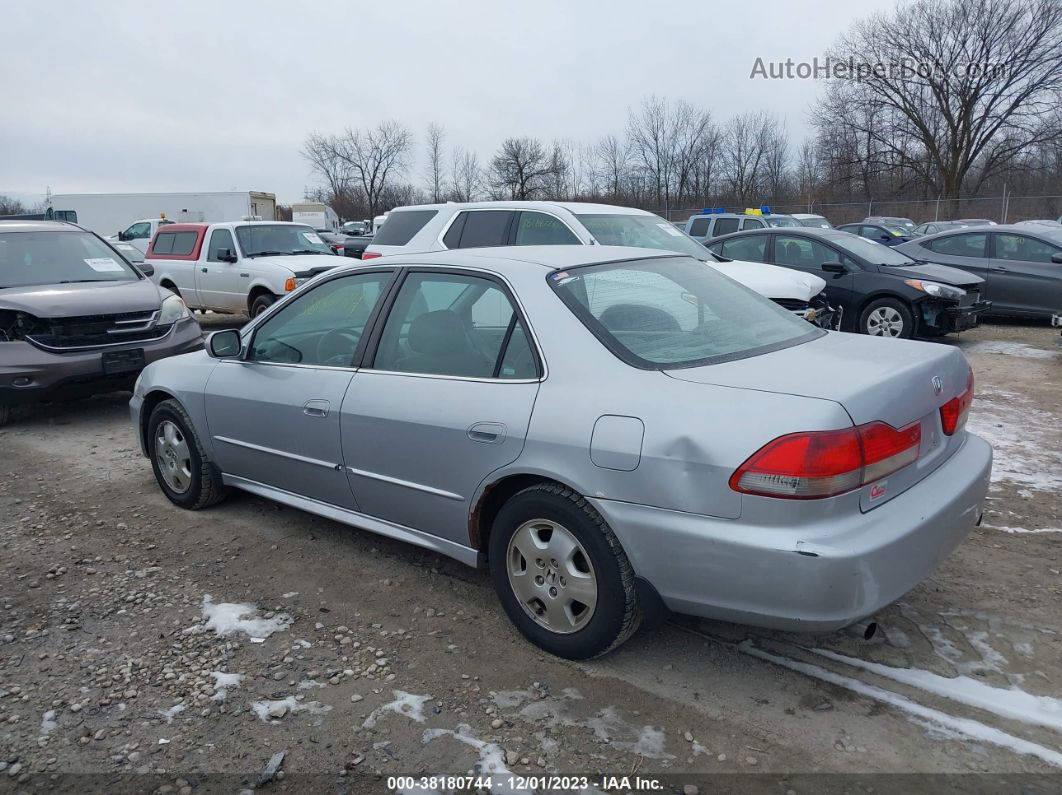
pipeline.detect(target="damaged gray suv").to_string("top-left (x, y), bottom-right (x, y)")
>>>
top-left (0, 221), bottom-right (203, 426)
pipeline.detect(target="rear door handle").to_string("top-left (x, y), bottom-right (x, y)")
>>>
top-left (467, 422), bottom-right (506, 444)
top-left (989, 266), bottom-right (1008, 272)
top-left (303, 399), bottom-right (330, 418)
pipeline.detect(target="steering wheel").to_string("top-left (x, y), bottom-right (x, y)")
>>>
top-left (315, 327), bottom-right (362, 366)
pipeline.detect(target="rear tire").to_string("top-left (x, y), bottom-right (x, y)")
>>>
top-left (250, 293), bottom-right (277, 317)
top-left (489, 483), bottom-right (641, 659)
top-left (859, 297), bottom-right (914, 339)
top-left (147, 399), bottom-right (227, 510)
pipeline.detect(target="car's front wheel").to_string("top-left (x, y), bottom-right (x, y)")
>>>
top-left (859, 297), bottom-right (914, 339)
top-left (250, 293), bottom-right (277, 317)
top-left (147, 399), bottom-right (227, 510)
top-left (489, 483), bottom-right (641, 659)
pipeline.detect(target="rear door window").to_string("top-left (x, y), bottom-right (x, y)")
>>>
top-left (741, 218), bottom-right (766, 230)
top-left (927, 233), bottom-right (988, 258)
top-left (372, 210), bottom-right (438, 246)
top-left (451, 211), bottom-right (514, 248)
top-left (719, 236), bottom-right (768, 262)
top-left (512, 212), bottom-right (579, 245)
top-left (712, 218), bottom-right (740, 236)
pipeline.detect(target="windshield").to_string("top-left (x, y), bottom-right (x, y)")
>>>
top-left (799, 217), bottom-right (832, 228)
top-left (833, 234), bottom-right (918, 266)
top-left (235, 224), bottom-right (334, 257)
top-left (765, 216), bottom-right (801, 228)
top-left (549, 256), bottom-right (818, 369)
top-left (576, 214), bottom-right (709, 259)
top-left (0, 231), bottom-right (140, 289)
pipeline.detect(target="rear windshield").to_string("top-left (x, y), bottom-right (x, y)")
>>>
top-left (764, 216), bottom-right (801, 227)
top-left (0, 231), bottom-right (140, 289)
top-left (373, 210), bottom-right (438, 246)
top-left (549, 256), bottom-right (819, 369)
top-left (576, 214), bottom-right (709, 259)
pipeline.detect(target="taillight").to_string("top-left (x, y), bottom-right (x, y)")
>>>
top-left (939, 371), bottom-right (974, 435)
top-left (361, 251), bottom-right (382, 260)
top-left (730, 420), bottom-right (922, 500)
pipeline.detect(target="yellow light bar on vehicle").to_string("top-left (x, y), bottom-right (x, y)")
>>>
top-left (744, 207), bottom-right (763, 216)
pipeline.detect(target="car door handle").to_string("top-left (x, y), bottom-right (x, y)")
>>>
top-left (467, 422), bottom-right (506, 444)
top-left (201, 267), bottom-right (208, 273)
top-left (989, 266), bottom-right (1008, 272)
top-left (303, 399), bottom-right (330, 418)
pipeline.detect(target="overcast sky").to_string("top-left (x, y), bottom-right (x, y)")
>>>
top-left (1, 0), bottom-right (894, 206)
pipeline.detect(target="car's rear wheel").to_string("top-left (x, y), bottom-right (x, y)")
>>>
top-left (859, 297), bottom-right (914, 339)
top-left (147, 399), bottom-right (227, 510)
top-left (489, 483), bottom-right (640, 659)
top-left (250, 294), bottom-right (277, 317)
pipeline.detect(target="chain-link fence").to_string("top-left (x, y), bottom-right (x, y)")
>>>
top-left (664, 194), bottom-right (1062, 226)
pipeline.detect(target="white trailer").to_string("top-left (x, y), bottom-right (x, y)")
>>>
top-left (48, 191), bottom-right (277, 237)
top-left (291, 202), bottom-right (339, 232)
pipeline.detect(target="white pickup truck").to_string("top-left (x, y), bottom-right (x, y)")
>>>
top-left (144, 221), bottom-right (342, 316)
top-left (108, 218), bottom-right (176, 255)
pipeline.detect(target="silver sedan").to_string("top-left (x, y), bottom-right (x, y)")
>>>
top-left (130, 246), bottom-right (992, 659)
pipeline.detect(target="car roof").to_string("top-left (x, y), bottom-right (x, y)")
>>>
top-left (914, 222), bottom-right (1062, 240)
top-left (0, 220), bottom-right (83, 233)
top-left (709, 226), bottom-right (857, 243)
top-left (388, 200), bottom-right (654, 217)
top-left (342, 245), bottom-right (682, 273)
top-left (155, 223), bottom-right (208, 232)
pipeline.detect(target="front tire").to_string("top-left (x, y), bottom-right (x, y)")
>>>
top-left (859, 297), bottom-right (914, 339)
top-left (250, 293), bottom-right (277, 317)
top-left (147, 399), bottom-right (227, 510)
top-left (489, 483), bottom-right (641, 659)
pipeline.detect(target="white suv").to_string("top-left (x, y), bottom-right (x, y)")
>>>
top-left (364, 201), bottom-right (837, 326)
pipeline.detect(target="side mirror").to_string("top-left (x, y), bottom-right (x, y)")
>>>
top-left (1052, 252), bottom-right (1062, 264)
top-left (822, 261), bottom-right (848, 274)
top-left (217, 248), bottom-right (238, 263)
top-left (136, 262), bottom-right (154, 277)
top-left (880, 235), bottom-right (891, 243)
top-left (207, 329), bottom-right (242, 359)
top-left (118, 231), bottom-right (130, 241)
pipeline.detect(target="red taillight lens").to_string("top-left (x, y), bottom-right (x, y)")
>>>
top-left (730, 420), bottom-right (922, 500)
top-left (939, 371), bottom-right (974, 435)
top-left (361, 251), bottom-right (382, 260)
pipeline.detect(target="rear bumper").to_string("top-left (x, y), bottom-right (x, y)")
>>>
top-left (0, 319), bottom-right (203, 405)
top-left (591, 432), bottom-right (992, 632)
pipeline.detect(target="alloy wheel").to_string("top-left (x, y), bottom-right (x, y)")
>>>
top-left (506, 519), bottom-right (598, 634)
top-left (866, 306), bottom-right (905, 337)
top-left (155, 420), bottom-right (193, 494)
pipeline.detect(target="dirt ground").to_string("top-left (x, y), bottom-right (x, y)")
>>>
top-left (1, 319), bottom-right (1060, 794)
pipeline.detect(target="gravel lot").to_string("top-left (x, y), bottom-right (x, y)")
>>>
top-left (0, 320), bottom-right (1060, 793)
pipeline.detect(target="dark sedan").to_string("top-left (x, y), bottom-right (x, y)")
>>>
top-left (896, 224), bottom-right (1062, 319)
top-left (706, 228), bottom-right (990, 339)
top-left (837, 222), bottom-right (915, 246)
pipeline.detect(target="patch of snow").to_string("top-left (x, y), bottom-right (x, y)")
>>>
top-left (40, 710), bottom-right (57, 735)
top-left (739, 642), bottom-right (1062, 769)
top-left (282, 592), bottom-right (299, 598)
top-left (188, 596), bottom-right (292, 641)
top-left (983, 525), bottom-right (1062, 535)
top-left (963, 340), bottom-right (1059, 360)
top-left (292, 639), bottom-right (312, 648)
top-left (421, 723), bottom-right (528, 794)
top-left (1014, 642), bottom-right (1035, 657)
top-left (298, 679), bottom-right (326, 690)
top-left (966, 392), bottom-right (1062, 495)
top-left (810, 648), bottom-right (1062, 732)
top-left (881, 624), bottom-right (912, 649)
top-left (363, 691), bottom-right (433, 729)
top-left (251, 696), bottom-right (331, 722)
top-left (209, 672), bottom-right (244, 702)
top-left (159, 704), bottom-right (185, 724)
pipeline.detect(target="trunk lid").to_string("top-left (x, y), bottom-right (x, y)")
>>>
top-left (666, 332), bottom-right (974, 510)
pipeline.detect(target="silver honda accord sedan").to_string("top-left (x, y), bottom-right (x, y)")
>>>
top-left (130, 246), bottom-right (992, 659)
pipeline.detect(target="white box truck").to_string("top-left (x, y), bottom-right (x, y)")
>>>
top-left (48, 191), bottom-right (277, 238)
top-left (291, 202), bottom-right (340, 232)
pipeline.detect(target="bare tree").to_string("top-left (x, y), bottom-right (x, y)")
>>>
top-left (449, 147), bottom-right (482, 202)
top-left (627, 95), bottom-right (679, 214)
top-left (424, 122), bottom-right (446, 203)
top-left (594, 135), bottom-right (629, 201)
top-left (0, 195), bottom-right (28, 215)
top-left (720, 112), bottom-right (775, 205)
top-left (814, 0), bottom-right (1062, 199)
top-left (489, 137), bottom-right (557, 200)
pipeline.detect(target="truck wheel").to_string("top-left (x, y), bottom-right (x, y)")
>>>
top-left (147, 399), bottom-right (227, 510)
top-left (250, 294), bottom-right (276, 317)
top-left (489, 483), bottom-right (641, 659)
top-left (859, 298), bottom-right (914, 339)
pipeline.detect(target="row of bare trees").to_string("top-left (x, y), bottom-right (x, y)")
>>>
top-left (302, 0), bottom-right (1062, 222)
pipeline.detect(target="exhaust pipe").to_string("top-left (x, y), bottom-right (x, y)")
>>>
top-left (843, 620), bottom-right (879, 641)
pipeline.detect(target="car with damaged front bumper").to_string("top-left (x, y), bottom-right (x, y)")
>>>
top-left (0, 221), bottom-right (202, 426)
top-left (131, 245), bottom-right (990, 660)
